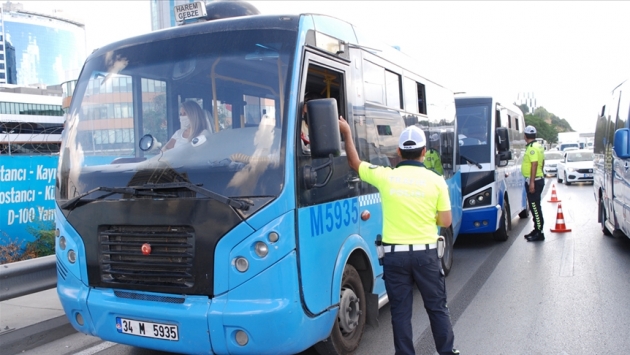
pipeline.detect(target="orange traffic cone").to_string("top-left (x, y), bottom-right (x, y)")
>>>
top-left (548, 184), bottom-right (561, 202)
top-left (550, 203), bottom-right (571, 232)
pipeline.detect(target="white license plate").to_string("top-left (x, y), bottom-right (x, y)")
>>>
top-left (584, 174), bottom-right (592, 178)
top-left (116, 317), bottom-right (179, 341)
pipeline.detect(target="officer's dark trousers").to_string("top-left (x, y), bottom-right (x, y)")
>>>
top-left (525, 179), bottom-right (545, 231)
top-left (383, 248), bottom-right (455, 355)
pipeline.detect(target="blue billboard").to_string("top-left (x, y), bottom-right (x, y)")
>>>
top-left (0, 155), bottom-right (57, 246)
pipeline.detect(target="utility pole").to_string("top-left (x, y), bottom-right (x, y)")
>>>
top-left (3, 130), bottom-right (14, 155)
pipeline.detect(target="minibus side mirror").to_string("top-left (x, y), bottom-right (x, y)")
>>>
top-left (496, 127), bottom-right (510, 152)
top-left (613, 128), bottom-right (630, 159)
top-left (302, 98), bottom-right (341, 190)
top-left (307, 98), bottom-right (341, 158)
top-left (496, 151), bottom-right (511, 167)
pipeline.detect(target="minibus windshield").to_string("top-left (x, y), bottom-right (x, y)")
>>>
top-left (57, 29), bottom-right (296, 203)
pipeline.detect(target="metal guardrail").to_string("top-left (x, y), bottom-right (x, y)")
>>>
top-left (0, 255), bottom-right (57, 302)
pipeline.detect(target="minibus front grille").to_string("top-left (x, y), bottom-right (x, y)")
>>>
top-left (99, 226), bottom-right (195, 288)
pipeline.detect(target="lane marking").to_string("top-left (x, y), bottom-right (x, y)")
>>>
top-left (560, 238), bottom-right (574, 277)
top-left (73, 341), bottom-right (116, 355)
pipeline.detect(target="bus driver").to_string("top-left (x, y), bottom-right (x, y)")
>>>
top-left (162, 100), bottom-right (211, 151)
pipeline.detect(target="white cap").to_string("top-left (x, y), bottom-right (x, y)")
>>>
top-left (399, 126), bottom-right (426, 150)
top-left (524, 125), bottom-right (537, 134)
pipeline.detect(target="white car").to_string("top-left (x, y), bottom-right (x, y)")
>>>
top-left (543, 151), bottom-right (564, 177)
top-left (556, 149), bottom-right (594, 185)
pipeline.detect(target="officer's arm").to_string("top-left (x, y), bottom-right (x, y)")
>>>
top-left (530, 161), bottom-right (538, 184)
top-left (436, 210), bottom-right (452, 228)
top-left (338, 116), bottom-right (361, 172)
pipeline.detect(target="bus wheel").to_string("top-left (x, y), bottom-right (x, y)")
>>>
top-left (315, 264), bottom-right (366, 355)
top-left (493, 200), bottom-right (510, 242)
top-left (599, 198), bottom-right (612, 236)
top-left (440, 226), bottom-right (454, 276)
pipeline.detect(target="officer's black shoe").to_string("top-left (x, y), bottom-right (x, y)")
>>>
top-left (526, 231), bottom-right (545, 242)
top-left (524, 229), bottom-right (537, 239)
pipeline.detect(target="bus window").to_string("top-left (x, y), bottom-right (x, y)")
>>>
top-left (417, 82), bottom-right (427, 114)
top-left (363, 60), bottom-right (384, 104)
top-left (402, 78), bottom-right (427, 115)
top-left (142, 78), bottom-right (167, 151)
top-left (385, 70), bottom-right (401, 109)
top-left (298, 61), bottom-right (351, 206)
top-left (243, 94), bottom-right (274, 128)
top-left (617, 90), bottom-right (629, 129)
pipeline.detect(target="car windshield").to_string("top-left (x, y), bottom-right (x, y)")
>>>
top-left (57, 29), bottom-right (296, 202)
top-left (566, 152), bottom-right (593, 162)
top-left (561, 144), bottom-right (579, 151)
top-left (545, 152), bottom-right (563, 160)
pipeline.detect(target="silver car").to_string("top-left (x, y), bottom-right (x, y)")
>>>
top-left (543, 151), bottom-right (563, 177)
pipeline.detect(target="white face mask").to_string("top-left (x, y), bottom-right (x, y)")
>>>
top-left (179, 115), bottom-right (190, 129)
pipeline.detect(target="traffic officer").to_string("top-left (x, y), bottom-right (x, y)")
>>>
top-left (338, 117), bottom-right (459, 355)
top-left (424, 132), bottom-right (444, 175)
top-left (522, 125), bottom-right (545, 241)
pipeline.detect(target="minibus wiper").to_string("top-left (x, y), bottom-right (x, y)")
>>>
top-left (60, 186), bottom-right (177, 211)
top-left (60, 183), bottom-right (253, 211)
top-left (460, 154), bottom-right (482, 169)
top-left (139, 182), bottom-right (254, 211)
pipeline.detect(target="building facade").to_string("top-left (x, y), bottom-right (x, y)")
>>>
top-left (0, 85), bottom-right (64, 155)
top-left (516, 92), bottom-right (538, 114)
top-left (0, 2), bottom-right (86, 86)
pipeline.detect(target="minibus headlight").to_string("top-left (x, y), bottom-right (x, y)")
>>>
top-left (235, 257), bottom-right (249, 272)
top-left (59, 236), bottom-right (67, 250)
top-left (67, 249), bottom-right (77, 264)
top-left (254, 242), bottom-right (268, 257)
top-left (268, 232), bottom-right (279, 243)
top-left (464, 188), bottom-right (492, 208)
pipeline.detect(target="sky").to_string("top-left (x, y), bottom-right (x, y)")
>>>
top-left (21, 0), bottom-right (630, 133)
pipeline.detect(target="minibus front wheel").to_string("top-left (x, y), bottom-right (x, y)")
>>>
top-left (315, 264), bottom-right (366, 355)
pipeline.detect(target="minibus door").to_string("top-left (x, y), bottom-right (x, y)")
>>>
top-left (295, 53), bottom-right (359, 315)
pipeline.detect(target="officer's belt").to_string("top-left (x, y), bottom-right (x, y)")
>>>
top-left (383, 243), bottom-right (437, 252)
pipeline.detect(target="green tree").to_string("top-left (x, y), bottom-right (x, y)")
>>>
top-left (525, 114), bottom-right (557, 143)
top-left (517, 104), bottom-right (573, 144)
top-left (518, 104), bottom-right (530, 115)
